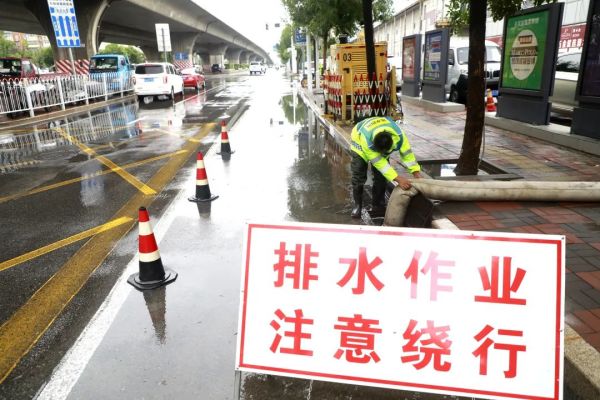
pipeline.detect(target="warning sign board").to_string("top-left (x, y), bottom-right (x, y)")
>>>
top-left (236, 222), bottom-right (565, 400)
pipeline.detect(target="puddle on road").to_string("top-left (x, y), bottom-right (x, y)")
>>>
top-left (0, 102), bottom-right (141, 172)
top-left (278, 93), bottom-right (356, 225)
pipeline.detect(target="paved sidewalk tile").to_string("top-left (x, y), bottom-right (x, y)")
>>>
top-left (399, 103), bottom-right (600, 351)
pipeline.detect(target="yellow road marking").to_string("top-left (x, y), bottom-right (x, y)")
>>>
top-left (0, 217), bottom-right (133, 273)
top-left (0, 150), bottom-right (188, 204)
top-left (0, 123), bottom-right (215, 384)
top-left (56, 128), bottom-right (157, 195)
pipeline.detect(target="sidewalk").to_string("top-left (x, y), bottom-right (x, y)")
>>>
top-left (301, 86), bottom-right (600, 397)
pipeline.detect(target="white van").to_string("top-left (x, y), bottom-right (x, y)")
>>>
top-left (397, 37), bottom-right (502, 101)
top-left (446, 37), bottom-right (502, 103)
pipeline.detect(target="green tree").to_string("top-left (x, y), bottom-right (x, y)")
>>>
top-left (31, 47), bottom-right (54, 67)
top-left (447, 0), bottom-right (556, 175)
top-left (99, 43), bottom-right (145, 64)
top-left (281, 0), bottom-right (392, 72)
top-left (276, 24), bottom-right (293, 65)
top-left (0, 32), bottom-right (18, 57)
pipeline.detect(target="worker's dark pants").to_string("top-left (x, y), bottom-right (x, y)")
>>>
top-left (351, 152), bottom-right (387, 206)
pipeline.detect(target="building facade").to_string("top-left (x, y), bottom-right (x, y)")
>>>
top-left (375, 0), bottom-right (591, 60)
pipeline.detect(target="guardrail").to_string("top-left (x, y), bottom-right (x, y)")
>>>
top-left (0, 102), bottom-right (139, 173)
top-left (0, 72), bottom-right (134, 119)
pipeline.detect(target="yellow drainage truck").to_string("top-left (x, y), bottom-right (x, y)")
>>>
top-left (327, 41), bottom-right (398, 121)
top-left (329, 42), bottom-right (390, 96)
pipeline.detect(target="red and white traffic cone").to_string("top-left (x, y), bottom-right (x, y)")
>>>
top-left (217, 120), bottom-right (234, 155)
top-left (127, 207), bottom-right (177, 291)
top-left (486, 89), bottom-right (497, 112)
top-left (188, 151), bottom-right (218, 202)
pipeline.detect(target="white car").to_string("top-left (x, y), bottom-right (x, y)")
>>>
top-left (133, 63), bottom-right (184, 101)
top-left (550, 52), bottom-right (581, 117)
top-left (249, 61), bottom-right (266, 75)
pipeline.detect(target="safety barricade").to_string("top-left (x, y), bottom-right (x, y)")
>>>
top-left (351, 72), bottom-right (395, 121)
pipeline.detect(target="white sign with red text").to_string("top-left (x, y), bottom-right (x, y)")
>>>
top-left (236, 222), bottom-right (565, 400)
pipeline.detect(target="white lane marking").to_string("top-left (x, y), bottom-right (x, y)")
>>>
top-left (35, 189), bottom-right (188, 400)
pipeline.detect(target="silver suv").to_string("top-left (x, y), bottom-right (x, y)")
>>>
top-left (551, 52), bottom-right (580, 117)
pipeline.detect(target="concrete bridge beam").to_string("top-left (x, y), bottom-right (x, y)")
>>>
top-left (171, 32), bottom-right (199, 67)
top-left (140, 45), bottom-right (162, 63)
top-left (207, 44), bottom-right (228, 67)
top-left (225, 48), bottom-right (243, 65)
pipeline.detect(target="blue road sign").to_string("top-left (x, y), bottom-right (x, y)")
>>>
top-left (294, 29), bottom-right (306, 44)
top-left (47, 0), bottom-right (81, 48)
top-left (175, 52), bottom-right (189, 61)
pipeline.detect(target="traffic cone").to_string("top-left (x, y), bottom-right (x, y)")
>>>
top-left (486, 89), bottom-right (496, 112)
top-left (217, 120), bottom-right (234, 155)
top-left (188, 151), bottom-right (218, 202)
top-left (127, 207), bottom-right (177, 291)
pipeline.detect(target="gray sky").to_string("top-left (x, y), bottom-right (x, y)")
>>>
top-left (193, 0), bottom-right (289, 55)
top-left (192, 0), bottom-right (408, 60)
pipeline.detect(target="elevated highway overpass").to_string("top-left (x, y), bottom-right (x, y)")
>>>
top-left (0, 0), bottom-right (271, 70)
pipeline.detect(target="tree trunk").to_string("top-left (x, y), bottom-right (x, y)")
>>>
top-left (362, 0), bottom-right (376, 82)
top-left (454, 0), bottom-right (487, 175)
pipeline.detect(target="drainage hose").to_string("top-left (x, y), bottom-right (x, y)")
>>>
top-left (384, 180), bottom-right (600, 227)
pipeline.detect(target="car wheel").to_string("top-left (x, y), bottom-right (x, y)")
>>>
top-left (449, 86), bottom-right (459, 103)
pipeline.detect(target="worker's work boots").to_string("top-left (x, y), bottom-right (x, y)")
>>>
top-left (368, 184), bottom-right (387, 217)
top-left (351, 186), bottom-right (363, 219)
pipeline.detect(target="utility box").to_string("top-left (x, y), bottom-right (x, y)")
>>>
top-left (329, 42), bottom-right (390, 95)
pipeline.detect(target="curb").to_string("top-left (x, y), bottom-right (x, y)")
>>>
top-left (485, 113), bottom-right (600, 158)
top-left (299, 85), bottom-right (600, 399)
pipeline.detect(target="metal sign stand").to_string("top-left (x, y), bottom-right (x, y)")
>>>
top-left (68, 47), bottom-right (76, 75)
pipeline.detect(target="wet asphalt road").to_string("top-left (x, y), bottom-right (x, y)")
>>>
top-left (0, 73), bottom-right (252, 399)
top-left (2, 71), bottom-right (475, 400)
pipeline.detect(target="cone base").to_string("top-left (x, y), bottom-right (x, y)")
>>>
top-left (127, 268), bottom-right (178, 291)
top-left (188, 194), bottom-right (219, 202)
top-left (216, 150), bottom-right (235, 155)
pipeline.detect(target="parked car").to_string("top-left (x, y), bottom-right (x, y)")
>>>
top-left (249, 61), bottom-right (266, 75)
top-left (89, 54), bottom-right (133, 92)
top-left (446, 38), bottom-right (502, 103)
top-left (211, 64), bottom-right (223, 73)
top-left (180, 67), bottom-right (205, 91)
top-left (133, 62), bottom-right (184, 101)
top-left (0, 57), bottom-right (44, 80)
top-left (550, 52), bottom-right (580, 117)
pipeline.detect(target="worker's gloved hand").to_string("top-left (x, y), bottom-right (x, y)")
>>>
top-left (394, 175), bottom-right (412, 190)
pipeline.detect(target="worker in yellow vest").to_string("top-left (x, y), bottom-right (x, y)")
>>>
top-left (350, 116), bottom-right (422, 218)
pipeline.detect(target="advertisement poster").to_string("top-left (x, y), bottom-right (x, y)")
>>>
top-left (402, 37), bottom-right (416, 80)
top-left (501, 10), bottom-right (549, 90)
top-left (581, 0), bottom-right (600, 97)
top-left (423, 32), bottom-right (442, 81)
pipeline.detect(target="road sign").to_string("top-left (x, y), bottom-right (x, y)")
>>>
top-left (236, 222), bottom-right (565, 400)
top-left (47, 0), bottom-right (81, 47)
top-left (174, 52), bottom-right (188, 61)
top-left (294, 29), bottom-right (306, 44)
top-left (155, 23), bottom-right (172, 52)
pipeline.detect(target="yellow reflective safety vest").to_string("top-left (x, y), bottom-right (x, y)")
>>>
top-left (350, 116), bottom-right (421, 182)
